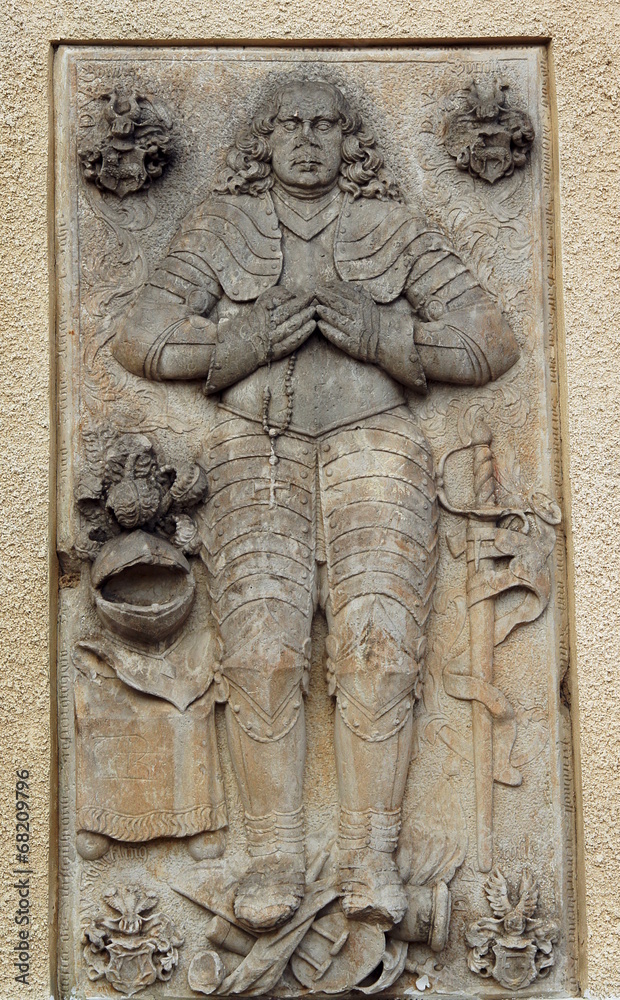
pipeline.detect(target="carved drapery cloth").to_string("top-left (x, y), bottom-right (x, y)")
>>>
top-left (73, 668), bottom-right (226, 841)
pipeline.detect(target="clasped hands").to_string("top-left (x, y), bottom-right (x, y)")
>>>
top-left (205, 281), bottom-right (380, 392)
top-left (251, 281), bottom-right (380, 365)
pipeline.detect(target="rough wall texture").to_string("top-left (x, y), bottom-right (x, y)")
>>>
top-left (0, 2), bottom-right (618, 998)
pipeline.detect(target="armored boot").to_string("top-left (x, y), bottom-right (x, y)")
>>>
top-left (234, 806), bottom-right (306, 932)
top-left (338, 807), bottom-right (407, 925)
top-left (225, 703), bottom-right (306, 932)
top-left (334, 697), bottom-right (414, 926)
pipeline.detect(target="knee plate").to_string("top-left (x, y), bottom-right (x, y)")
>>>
top-left (226, 678), bottom-right (306, 743)
top-left (326, 628), bottom-right (426, 742)
top-left (222, 631), bottom-right (311, 742)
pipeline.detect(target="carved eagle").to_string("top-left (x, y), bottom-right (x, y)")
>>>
top-left (485, 867), bottom-right (539, 935)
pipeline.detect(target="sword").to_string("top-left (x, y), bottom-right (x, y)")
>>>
top-left (466, 421), bottom-right (496, 873)
top-left (436, 418), bottom-right (510, 873)
top-left (437, 419), bottom-right (561, 873)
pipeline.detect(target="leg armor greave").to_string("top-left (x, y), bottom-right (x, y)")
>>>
top-left (245, 805), bottom-right (305, 858)
top-left (339, 806), bottom-right (402, 853)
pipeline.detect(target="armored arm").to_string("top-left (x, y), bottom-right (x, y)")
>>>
top-left (405, 246), bottom-right (520, 385)
top-left (112, 250), bottom-right (221, 381)
top-left (113, 202), bottom-right (314, 387)
top-left (314, 277), bottom-right (507, 395)
top-left (331, 198), bottom-right (518, 389)
top-left (374, 299), bottom-right (429, 393)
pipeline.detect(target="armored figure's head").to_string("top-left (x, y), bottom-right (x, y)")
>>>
top-left (215, 80), bottom-right (401, 202)
top-left (267, 82), bottom-right (345, 194)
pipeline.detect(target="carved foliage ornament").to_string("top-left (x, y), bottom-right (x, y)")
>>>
top-left (466, 868), bottom-right (559, 990)
top-left (444, 76), bottom-right (534, 184)
top-left (82, 886), bottom-right (184, 996)
top-left (79, 87), bottom-right (173, 197)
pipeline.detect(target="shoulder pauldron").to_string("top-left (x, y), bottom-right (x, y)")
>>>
top-left (334, 196), bottom-right (448, 303)
top-left (173, 193), bottom-right (283, 301)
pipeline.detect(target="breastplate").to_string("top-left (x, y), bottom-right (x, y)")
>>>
top-left (220, 218), bottom-right (404, 436)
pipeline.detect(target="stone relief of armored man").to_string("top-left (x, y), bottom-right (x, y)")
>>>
top-left (113, 81), bottom-right (520, 935)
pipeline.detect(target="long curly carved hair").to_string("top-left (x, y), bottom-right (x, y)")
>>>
top-left (214, 82), bottom-right (401, 202)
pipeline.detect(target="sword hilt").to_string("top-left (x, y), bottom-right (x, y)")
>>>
top-left (436, 426), bottom-right (530, 533)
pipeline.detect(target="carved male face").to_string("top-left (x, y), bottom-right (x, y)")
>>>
top-left (269, 84), bottom-right (343, 194)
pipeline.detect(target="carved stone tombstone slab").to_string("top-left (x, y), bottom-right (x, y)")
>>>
top-left (54, 45), bottom-right (577, 998)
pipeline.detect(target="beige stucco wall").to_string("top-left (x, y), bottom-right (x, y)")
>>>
top-left (0, 2), bottom-right (618, 997)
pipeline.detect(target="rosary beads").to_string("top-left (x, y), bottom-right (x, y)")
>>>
top-left (261, 353), bottom-right (297, 508)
